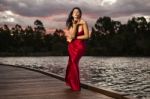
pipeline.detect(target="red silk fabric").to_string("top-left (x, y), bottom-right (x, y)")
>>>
top-left (65, 31), bottom-right (86, 91)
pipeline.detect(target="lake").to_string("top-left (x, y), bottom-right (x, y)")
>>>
top-left (0, 56), bottom-right (149, 99)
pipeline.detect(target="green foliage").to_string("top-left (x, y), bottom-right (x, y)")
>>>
top-left (90, 16), bottom-right (150, 56)
top-left (0, 17), bottom-right (150, 56)
top-left (0, 20), bottom-right (67, 56)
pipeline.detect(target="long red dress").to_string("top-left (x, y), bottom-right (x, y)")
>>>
top-left (65, 30), bottom-right (86, 91)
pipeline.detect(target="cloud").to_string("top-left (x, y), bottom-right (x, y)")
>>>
top-left (0, 0), bottom-right (150, 31)
top-left (0, 0), bottom-right (67, 17)
top-left (1, 0), bottom-right (150, 17)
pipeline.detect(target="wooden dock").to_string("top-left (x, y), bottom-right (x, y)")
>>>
top-left (0, 64), bottom-right (114, 99)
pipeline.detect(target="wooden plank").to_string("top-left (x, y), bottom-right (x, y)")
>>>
top-left (0, 65), bottom-right (113, 99)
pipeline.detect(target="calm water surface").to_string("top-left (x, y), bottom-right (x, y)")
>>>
top-left (0, 56), bottom-right (149, 99)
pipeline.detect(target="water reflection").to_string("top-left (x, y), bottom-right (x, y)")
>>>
top-left (0, 56), bottom-right (149, 99)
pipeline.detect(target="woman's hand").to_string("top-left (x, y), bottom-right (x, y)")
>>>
top-left (72, 19), bottom-right (85, 26)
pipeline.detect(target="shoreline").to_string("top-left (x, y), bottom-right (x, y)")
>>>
top-left (0, 52), bottom-right (150, 57)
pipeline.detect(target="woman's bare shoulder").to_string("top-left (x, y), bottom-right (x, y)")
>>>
top-left (80, 19), bottom-right (87, 25)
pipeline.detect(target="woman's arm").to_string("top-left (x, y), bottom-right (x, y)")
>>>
top-left (77, 21), bottom-right (89, 40)
top-left (64, 24), bottom-right (78, 42)
top-left (69, 22), bottom-right (78, 39)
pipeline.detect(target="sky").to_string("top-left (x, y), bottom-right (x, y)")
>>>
top-left (0, 0), bottom-right (150, 33)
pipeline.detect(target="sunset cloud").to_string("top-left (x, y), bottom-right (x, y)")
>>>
top-left (0, 0), bottom-right (150, 33)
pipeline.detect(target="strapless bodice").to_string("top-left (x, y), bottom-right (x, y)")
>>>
top-left (77, 30), bottom-right (84, 36)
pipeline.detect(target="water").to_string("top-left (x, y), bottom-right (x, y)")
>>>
top-left (0, 56), bottom-right (149, 99)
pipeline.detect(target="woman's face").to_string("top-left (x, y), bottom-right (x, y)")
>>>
top-left (72, 9), bottom-right (80, 19)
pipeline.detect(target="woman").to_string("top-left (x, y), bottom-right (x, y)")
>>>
top-left (65, 7), bottom-right (89, 91)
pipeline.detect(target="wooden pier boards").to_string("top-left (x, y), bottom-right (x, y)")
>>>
top-left (0, 65), bottom-right (113, 99)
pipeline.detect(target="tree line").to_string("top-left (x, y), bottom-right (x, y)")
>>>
top-left (0, 16), bottom-right (150, 56)
top-left (89, 16), bottom-right (150, 56)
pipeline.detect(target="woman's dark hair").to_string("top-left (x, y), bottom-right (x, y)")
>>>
top-left (66, 7), bottom-right (82, 29)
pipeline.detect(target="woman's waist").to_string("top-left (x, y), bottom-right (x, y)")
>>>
top-left (73, 39), bottom-right (86, 43)
top-left (68, 39), bottom-right (86, 45)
